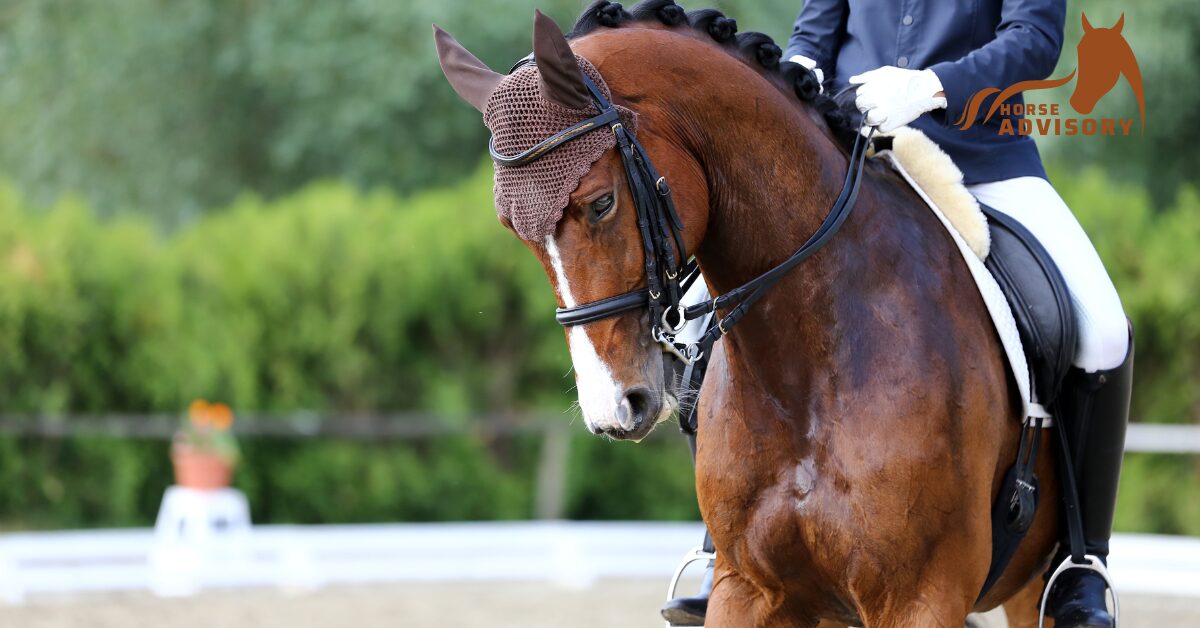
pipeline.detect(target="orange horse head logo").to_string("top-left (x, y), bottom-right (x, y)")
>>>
top-left (1071, 13), bottom-right (1144, 122)
top-left (956, 13), bottom-right (1145, 132)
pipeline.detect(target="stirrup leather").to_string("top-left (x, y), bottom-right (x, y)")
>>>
top-left (1038, 553), bottom-right (1120, 628)
top-left (665, 545), bottom-right (715, 628)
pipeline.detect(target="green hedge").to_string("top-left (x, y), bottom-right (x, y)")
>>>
top-left (0, 166), bottom-right (700, 529)
top-left (0, 164), bottom-right (1197, 532)
top-left (0, 168), bottom-right (569, 414)
top-left (0, 431), bottom-right (699, 530)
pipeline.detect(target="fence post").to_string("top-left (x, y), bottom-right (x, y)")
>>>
top-left (534, 421), bottom-right (570, 519)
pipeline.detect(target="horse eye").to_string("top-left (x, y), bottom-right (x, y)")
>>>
top-left (589, 193), bottom-right (615, 222)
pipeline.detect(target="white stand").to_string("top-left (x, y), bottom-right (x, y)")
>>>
top-left (148, 486), bottom-right (252, 596)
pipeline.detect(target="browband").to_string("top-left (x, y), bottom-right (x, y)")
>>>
top-left (489, 107), bottom-right (621, 167)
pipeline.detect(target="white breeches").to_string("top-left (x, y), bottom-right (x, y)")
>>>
top-left (968, 176), bottom-right (1130, 372)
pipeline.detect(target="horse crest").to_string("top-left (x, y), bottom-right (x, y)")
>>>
top-left (956, 13), bottom-right (1145, 135)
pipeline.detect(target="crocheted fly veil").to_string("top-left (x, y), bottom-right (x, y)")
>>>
top-left (433, 12), bottom-right (637, 241)
top-left (485, 57), bottom-right (637, 241)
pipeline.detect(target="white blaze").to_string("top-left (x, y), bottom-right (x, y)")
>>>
top-left (545, 235), bottom-right (625, 432)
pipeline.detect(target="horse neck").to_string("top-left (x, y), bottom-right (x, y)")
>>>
top-left (694, 105), bottom-right (848, 292)
top-left (669, 76), bottom-right (868, 378)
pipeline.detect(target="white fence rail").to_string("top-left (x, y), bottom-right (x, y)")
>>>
top-left (1, 416), bottom-right (1197, 452)
top-left (1124, 423), bottom-right (1200, 454)
top-left (0, 418), bottom-right (1194, 522)
top-left (1, 523), bottom-right (1198, 604)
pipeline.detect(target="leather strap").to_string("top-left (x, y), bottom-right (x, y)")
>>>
top-left (555, 289), bottom-right (649, 326)
top-left (489, 108), bottom-right (621, 167)
top-left (680, 126), bottom-right (874, 351)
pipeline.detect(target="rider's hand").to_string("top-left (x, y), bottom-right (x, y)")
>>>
top-left (848, 66), bottom-right (947, 133)
top-left (787, 55), bottom-right (824, 94)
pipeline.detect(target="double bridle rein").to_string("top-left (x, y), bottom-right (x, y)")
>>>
top-left (491, 58), bottom-right (873, 371)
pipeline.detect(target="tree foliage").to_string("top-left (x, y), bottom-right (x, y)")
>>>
top-left (0, 0), bottom-right (546, 220)
top-left (0, 0), bottom-right (802, 223)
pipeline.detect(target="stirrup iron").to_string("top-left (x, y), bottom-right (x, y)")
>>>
top-left (1038, 553), bottom-right (1119, 628)
top-left (665, 545), bottom-right (715, 628)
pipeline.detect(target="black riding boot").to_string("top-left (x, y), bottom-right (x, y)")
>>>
top-left (661, 545), bottom-right (713, 626)
top-left (1046, 330), bottom-right (1134, 628)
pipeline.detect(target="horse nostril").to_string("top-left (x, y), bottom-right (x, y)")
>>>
top-left (619, 387), bottom-right (655, 431)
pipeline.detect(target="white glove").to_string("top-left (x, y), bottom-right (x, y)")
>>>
top-left (848, 67), bottom-right (947, 133)
top-left (787, 55), bottom-right (824, 94)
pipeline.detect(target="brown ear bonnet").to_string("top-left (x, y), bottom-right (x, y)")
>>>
top-left (485, 57), bottom-right (637, 241)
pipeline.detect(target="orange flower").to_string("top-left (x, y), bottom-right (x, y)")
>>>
top-left (189, 399), bottom-right (212, 427)
top-left (210, 403), bottom-right (234, 430)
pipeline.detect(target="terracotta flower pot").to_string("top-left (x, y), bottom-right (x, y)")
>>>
top-left (171, 444), bottom-right (234, 490)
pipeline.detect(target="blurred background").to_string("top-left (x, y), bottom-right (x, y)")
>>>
top-left (0, 0), bottom-right (1197, 626)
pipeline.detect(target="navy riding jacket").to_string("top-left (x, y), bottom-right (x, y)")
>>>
top-left (784, 0), bottom-right (1067, 184)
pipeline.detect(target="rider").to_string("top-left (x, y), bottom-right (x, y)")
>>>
top-left (663, 1), bottom-right (1133, 626)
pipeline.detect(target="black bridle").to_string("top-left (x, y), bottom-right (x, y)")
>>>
top-left (491, 58), bottom-right (873, 370)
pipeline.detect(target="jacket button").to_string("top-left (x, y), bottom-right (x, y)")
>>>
top-left (903, 15), bottom-right (913, 25)
top-left (897, 56), bottom-right (909, 67)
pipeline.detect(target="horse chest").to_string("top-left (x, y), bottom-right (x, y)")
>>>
top-left (700, 446), bottom-right (848, 572)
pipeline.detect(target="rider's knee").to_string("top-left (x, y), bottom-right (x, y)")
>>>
top-left (1075, 308), bottom-right (1130, 372)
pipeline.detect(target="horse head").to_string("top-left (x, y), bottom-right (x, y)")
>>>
top-left (1072, 13), bottom-right (1145, 129)
top-left (434, 9), bottom-right (716, 440)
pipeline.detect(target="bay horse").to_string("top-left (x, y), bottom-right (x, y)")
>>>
top-left (435, 2), bottom-right (1062, 625)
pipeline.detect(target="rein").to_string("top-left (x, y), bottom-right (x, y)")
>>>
top-left (491, 58), bottom-right (873, 366)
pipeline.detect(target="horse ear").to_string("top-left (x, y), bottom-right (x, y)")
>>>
top-left (1082, 13), bottom-right (1094, 33)
top-left (532, 10), bottom-right (592, 110)
top-left (433, 24), bottom-right (504, 112)
top-left (1113, 13), bottom-right (1125, 33)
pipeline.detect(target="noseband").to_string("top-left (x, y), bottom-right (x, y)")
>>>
top-left (491, 58), bottom-right (873, 367)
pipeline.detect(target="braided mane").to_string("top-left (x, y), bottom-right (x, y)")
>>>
top-left (566, 0), bottom-right (857, 147)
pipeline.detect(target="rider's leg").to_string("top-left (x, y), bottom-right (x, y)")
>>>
top-left (1047, 332), bottom-right (1132, 627)
top-left (661, 428), bottom-right (715, 627)
top-left (968, 176), bottom-right (1129, 372)
top-left (663, 279), bottom-right (716, 626)
top-left (660, 532), bottom-right (714, 625)
top-left (969, 176), bottom-right (1132, 628)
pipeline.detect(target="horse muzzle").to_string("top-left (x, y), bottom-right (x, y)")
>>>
top-left (586, 386), bottom-right (673, 441)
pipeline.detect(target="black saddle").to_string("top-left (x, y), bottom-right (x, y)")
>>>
top-left (975, 201), bottom-right (1079, 600)
top-left (979, 202), bottom-right (1077, 406)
